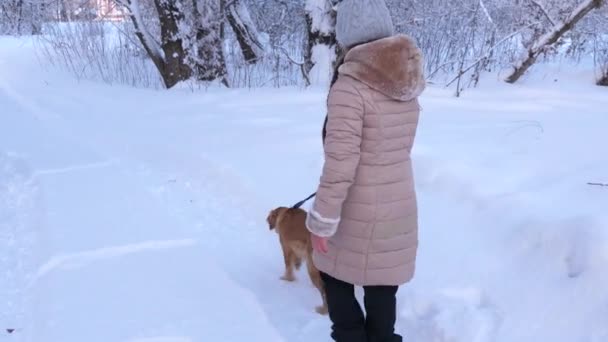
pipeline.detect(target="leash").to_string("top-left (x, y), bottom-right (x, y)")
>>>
top-left (292, 192), bottom-right (317, 209)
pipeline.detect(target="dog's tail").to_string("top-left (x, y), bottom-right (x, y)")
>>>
top-left (292, 192), bottom-right (316, 209)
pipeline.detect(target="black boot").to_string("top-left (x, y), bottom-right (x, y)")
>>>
top-left (363, 284), bottom-right (402, 342)
top-left (320, 272), bottom-right (367, 342)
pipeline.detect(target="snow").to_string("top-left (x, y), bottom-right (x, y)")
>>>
top-left (0, 152), bottom-right (43, 341)
top-left (305, 0), bottom-right (336, 35)
top-left (1, 35), bottom-right (608, 342)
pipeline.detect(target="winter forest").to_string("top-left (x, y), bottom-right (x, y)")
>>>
top-left (2, 1), bottom-right (608, 342)
top-left (1, 0), bottom-right (607, 91)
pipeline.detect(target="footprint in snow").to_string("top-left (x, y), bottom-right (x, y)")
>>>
top-left (399, 287), bottom-right (502, 342)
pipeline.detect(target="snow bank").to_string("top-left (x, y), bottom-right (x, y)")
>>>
top-left (405, 79), bottom-right (608, 342)
top-left (400, 288), bottom-right (501, 342)
top-left (30, 240), bottom-right (285, 342)
top-left (0, 152), bottom-right (43, 340)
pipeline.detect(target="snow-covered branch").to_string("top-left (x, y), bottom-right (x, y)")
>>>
top-left (225, 0), bottom-right (264, 63)
top-left (126, 0), bottom-right (164, 62)
top-left (506, 0), bottom-right (605, 83)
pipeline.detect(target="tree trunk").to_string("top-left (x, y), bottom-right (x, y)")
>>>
top-left (127, 0), bottom-right (192, 88)
top-left (127, 0), bottom-right (191, 88)
top-left (225, 0), bottom-right (264, 63)
top-left (154, 0), bottom-right (192, 88)
top-left (192, 0), bottom-right (229, 85)
top-left (30, 2), bottom-right (43, 35)
top-left (60, 0), bottom-right (71, 21)
top-left (16, 0), bottom-right (24, 34)
top-left (304, 0), bottom-right (337, 86)
top-left (598, 66), bottom-right (608, 86)
top-left (506, 0), bottom-right (605, 83)
top-left (126, 0), bottom-right (228, 88)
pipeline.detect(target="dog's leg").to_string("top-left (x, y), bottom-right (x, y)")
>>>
top-left (280, 240), bottom-right (295, 282)
top-left (290, 250), bottom-right (302, 271)
top-left (306, 252), bottom-right (328, 315)
top-left (294, 255), bottom-right (303, 270)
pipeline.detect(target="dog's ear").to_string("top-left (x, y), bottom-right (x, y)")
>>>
top-left (267, 209), bottom-right (278, 230)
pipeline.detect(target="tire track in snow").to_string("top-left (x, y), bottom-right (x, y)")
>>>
top-left (32, 239), bottom-right (198, 282)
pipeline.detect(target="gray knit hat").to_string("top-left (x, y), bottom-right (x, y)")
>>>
top-left (335, 0), bottom-right (395, 49)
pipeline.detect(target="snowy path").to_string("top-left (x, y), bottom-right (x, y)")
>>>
top-left (0, 92), bottom-right (287, 342)
top-left (2, 37), bottom-right (608, 342)
top-left (34, 239), bottom-right (198, 281)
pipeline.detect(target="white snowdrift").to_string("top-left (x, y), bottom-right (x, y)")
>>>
top-left (0, 152), bottom-right (43, 342)
top-left (30, 240), bottom-right (284, 342)
top-left (1, 36), bottom-right (607, 342)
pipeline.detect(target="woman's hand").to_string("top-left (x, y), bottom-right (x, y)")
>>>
top-left (311, 234), bottom-right (329, 254)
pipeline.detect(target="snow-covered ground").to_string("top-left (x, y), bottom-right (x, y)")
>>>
top-left (1, 36), bottom-right (607, 342)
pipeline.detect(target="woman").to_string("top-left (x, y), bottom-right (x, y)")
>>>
top-left (305, 0), bottom-right (426, 341)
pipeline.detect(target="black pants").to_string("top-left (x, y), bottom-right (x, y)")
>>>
top-left (321, 272), bottom-right (402, 342)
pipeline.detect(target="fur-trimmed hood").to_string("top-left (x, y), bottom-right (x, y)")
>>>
top-left (339, 34), bottom-right (426, 101)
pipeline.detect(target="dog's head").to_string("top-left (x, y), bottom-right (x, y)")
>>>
top-left (266, 207), bottom-right (287, 230)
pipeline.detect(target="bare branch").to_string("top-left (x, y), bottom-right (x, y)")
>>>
top-left (529, 0), bottom-right (557, 26)
top-left (225, 0), bottom-right (264, 63)
top-left (280, 47), bottom-right (310, 85)
top-left (446, 23), bottom-right (539, 87)
top-left (126, 0), bottom-right (163, 61)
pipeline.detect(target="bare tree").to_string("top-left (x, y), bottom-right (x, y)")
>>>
top-left (59, 0), bottom-right (72, 21)
top-left (121, 0), bottom-right (191, 88)
top-left (190, 0), bottom-right (229, 84)
top-left (119, 0), bottom-right (229, 88)
top-left (598, 46), bottom-right (608, 85)
top-left (0, 0), bottom-right (45, 35)
top-left (595, 16), bottom-right (608, 86)
top-left (506, 0), bottom-right (606, 83)
top-left (599, 68), bottom-right (608, 85)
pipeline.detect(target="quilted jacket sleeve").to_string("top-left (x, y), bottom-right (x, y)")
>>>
top-left (306, 77), bottom-right (364, 237)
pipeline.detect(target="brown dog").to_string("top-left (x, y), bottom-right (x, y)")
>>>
top-left (266, 206), bottom-right (328, 315)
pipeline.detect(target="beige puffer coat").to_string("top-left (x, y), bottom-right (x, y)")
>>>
top-left (305, 34), bottom-right (425, 286)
